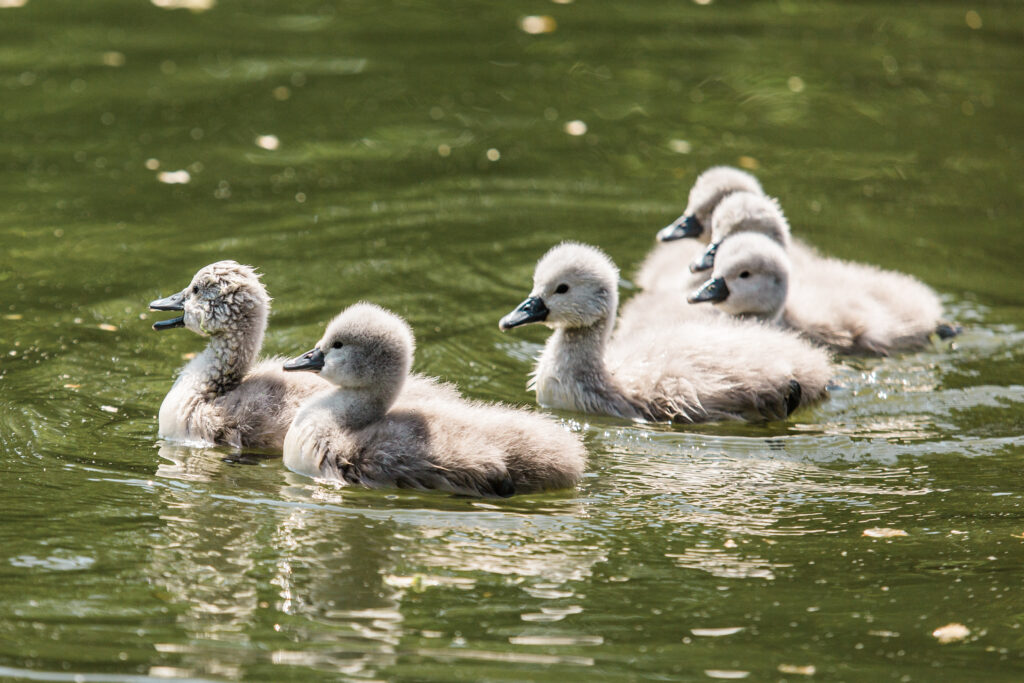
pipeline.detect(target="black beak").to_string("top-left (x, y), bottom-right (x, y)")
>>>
top-left (688, 277), bottom-right (730, 304)
top-left (283, 347), bottom-right (325, 373)
top-left (499, 296), bottom-right (549, 330)
top-left (657, 214), bottom-right (703, 242)
top-left (149, 290), bottom-right (186, 331)
top-left (689, 242), bottom-right (720, 273)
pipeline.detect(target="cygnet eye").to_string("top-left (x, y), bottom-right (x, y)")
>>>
top-left (192, 285), bottom-right (199, 294)
top-left (739, 271), bottom-right (750, 279)
top-left (554, 283), bottom-right (570, 294)
top-left (331, 341), bottom-right (343, 349)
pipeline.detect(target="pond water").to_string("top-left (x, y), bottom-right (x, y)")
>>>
top-left (2, 1), bottom-right (1023, 680)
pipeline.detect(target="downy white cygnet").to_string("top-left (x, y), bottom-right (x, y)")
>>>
top-left (150, 260), bottom-right (330, 450)
top-left (499, 242), bottom-right (832, 423)
top-left (690, 192), bottom-right (955, 355)
top-left (635, 166), bottom-right (763, 293)
top-left (688, 232), bottom-right (790, 322)
top-left (282, 303), bottom-right (586, 497)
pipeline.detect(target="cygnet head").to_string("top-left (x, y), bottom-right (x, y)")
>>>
top-left (150, 260), bottom-right (270, 337)
top-left (687, 232), bottom-right (790, 321)
top-left (284, 303), bottom-right (414, 402)
top-left (499, 242), bottom-right (619, 333)
top-left (658, 166), bottom-right (763, 243)
top-left (690, 191), bottom-right (790, 273)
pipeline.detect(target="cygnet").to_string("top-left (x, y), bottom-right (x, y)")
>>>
top-left (691, 192), bottom-right (955, 355)
top-left (688, 232), bottom-right (790, 322)
top-left (150, 261), bottom-right (331, 450)
top-left (635, 166), bottom-right (763, 293)
top-left (282, 303), bottom-right (586, 497)
top-left (499, 242), bottom-right (832, 423)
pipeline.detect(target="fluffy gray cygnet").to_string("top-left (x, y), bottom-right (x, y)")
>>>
top-left (689, 192), bottom-right (955, 355)
top-left (635, 166), bottom-right (764, 293)
top-left (499, 242), bottom-right (833, 423)
top-left (150, 260), bottom-right (331, 450)
top-left (282, 303), bottom-right (586, 497)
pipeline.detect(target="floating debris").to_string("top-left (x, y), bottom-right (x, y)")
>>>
top-left (98, 323), bottom-right (118, 332)
top-left (64, 384), bottom-right (81, 389)
top-left (157, 170), bottom-right (191, 184)
top-left (691, 627), bottom-right (744, 637)
top-left (255, 134), bottom-right (279, 150)
top-left (777, 664), bottom-right (816, 676)
top-left (3, 314), bottom-right (22, 320)
top-left (486, 148), bottom-right (501, 162)
top-left (788, 76), bottom-right (805, 93)
top-left (705, 670), bottom-right (749, 680)
top-left (738, 156), bottom-right (759, 170)
top-left (863, 527), bottom-right (908, 538)
top-left (0, 0), bottom-right (29, 8)
top-left (564, 120), bottom-right (587, 136)
top-left (102, 52), bottom-right (125, 67)
top-left (151, 0), bottom-right (215, 11)
top-left (669, 139), bottom-right (692, 154)
top-left (932, 623), bottom-right (970, 644)
top-left (100, 405), bottom-right (119, 414)
top-left (519, 15), bottom-right (557, 34)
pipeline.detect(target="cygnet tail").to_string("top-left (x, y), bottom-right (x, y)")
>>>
top-left (935, 320), bottom-right (962, 340)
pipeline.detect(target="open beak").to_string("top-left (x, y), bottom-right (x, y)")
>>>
top-left (149, 290), bottom-right (186, 330)
top-left (689, 242), bottom-right (720, 273)
top-left (283, 347), bottom-right (325, 372)
top-left (499, 296), bottom-right (549, 330)
top-left (688, 277), bottom-right (730, 304)
top-left (657, 214), bottom-right (703, 242)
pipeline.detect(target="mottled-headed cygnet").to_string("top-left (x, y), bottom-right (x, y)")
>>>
top-left (690, 192), bottom-right (955, 355)
top-left (499, 242), bottom-right (832, 423)
top-left (150, 261), bottom-right (331, 450)
top-left (636, 166), bottom-right (763, 292)
top-left (281, 303), bottom-right (585, 497)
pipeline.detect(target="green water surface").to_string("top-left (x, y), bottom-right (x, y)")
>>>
top-left (2, 1), bottom-right (1023, 681)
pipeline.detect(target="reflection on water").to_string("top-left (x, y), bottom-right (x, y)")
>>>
top-left (2, 0), bottom-right (1024, 680)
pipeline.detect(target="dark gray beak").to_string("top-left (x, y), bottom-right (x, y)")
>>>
top-left (688, 277), bottom-right (730, 304)
top-left (499, 296), bottom-right (549, 330)
top-left (657, 214), bottom-right (703, 242)
top-left (149, 289), bottom-right (186, 331)
top-left (283, 347), bottom-right (325, 372)
top-left (689, 242), bottom-right (720, 273)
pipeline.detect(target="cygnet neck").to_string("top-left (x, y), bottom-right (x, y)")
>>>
top-left (545, 312), bottom-right (615, 389)
top-left (190, 314), bottom-right (265, 398)
top-left (327, 376), bottom-right (405, 430)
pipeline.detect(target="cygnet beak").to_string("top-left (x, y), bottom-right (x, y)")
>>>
top-left (149, 290), bottom-right (186, 331)
top-left (689, 242), bottom-right (720, 273)
top-left (283, 347), bottom-right (325, 372)
top-left (499, 296), bottom-right (549, 330)
top-left (687, 277), bottom-right (730, 304)
top-left (657, 214), bottom-right (703, 242)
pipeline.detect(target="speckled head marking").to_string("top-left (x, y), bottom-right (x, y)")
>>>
top-left (150, 260), bottom-right (270, 337)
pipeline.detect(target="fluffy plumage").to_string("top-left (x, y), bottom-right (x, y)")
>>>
top-left (283, 303), bottom-right (586, 497)
top-left (695, 192), bottom-right (951, 355)
top-left (636, 166), bottom-right (764, 292)
top-left (500, 242), bottom-right (832, 423)
top-left (151, 260), bottom-right (330, 450)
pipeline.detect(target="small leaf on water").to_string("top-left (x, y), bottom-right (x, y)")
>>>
top-left (98, 323), bottom-right (118, 331)
top-left (777, 664), bottom-right (816, 675)
top-left (863, 527), bottom-right (908, 538)
top-left (932, 623), bottom-right (970, 644)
